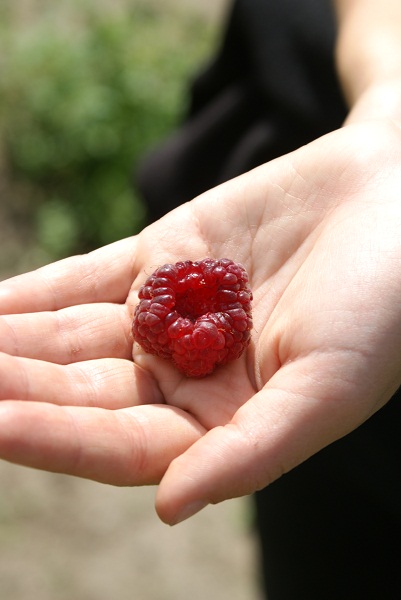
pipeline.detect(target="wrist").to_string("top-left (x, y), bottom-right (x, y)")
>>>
top-left (334, 0), bottom-right (401, 122)
top-left (344, 79), bottom-right (401, 125)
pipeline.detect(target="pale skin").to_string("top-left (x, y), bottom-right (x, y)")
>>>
top-left (0, 0), bottom-right (401, 525)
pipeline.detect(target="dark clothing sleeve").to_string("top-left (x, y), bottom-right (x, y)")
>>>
top-left (136, 0), bottom-right (347, 222)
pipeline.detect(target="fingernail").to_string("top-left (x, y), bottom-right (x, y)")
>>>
top-left (172, 500), bottom-right (208, 525)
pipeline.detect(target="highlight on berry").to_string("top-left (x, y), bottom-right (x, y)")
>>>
top-left (132, 258), bottom-right (253, 377)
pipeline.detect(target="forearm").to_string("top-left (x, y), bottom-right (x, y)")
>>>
top-left (334, 0), bottom-right (401, 122)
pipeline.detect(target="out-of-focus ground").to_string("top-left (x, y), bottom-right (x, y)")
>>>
top-left (0, 463), bottom-right (262, 600)
top-left (0, 1), bottom-right (264, 599)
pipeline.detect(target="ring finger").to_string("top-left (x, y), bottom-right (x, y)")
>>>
top-left (0, 352), bottom-right (162, 408)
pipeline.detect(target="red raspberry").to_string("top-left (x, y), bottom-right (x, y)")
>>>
top-left (132, 258), bottom-right (253, 377)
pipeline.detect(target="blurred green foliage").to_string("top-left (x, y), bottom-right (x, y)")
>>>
top-left (0, 0), bottom-right (215, 257)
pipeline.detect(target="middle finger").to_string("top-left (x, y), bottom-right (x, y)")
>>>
top-left (0, 302), bottom-right (133, 364)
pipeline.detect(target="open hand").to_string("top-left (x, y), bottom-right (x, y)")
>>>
top-left (1, 120), bottom-right (401, 524)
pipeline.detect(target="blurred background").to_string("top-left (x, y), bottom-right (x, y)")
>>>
top-left (0, 1), bottom-right (262, 598)
top-left (0, 0), bottom-right (226, 273)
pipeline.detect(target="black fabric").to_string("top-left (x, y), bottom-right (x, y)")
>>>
top-left (136, 0), bottom-right (347, 221)
top-left (255, 388), bottom-right (401, 600)
top-left (135, 1), bottom-right (401, 598)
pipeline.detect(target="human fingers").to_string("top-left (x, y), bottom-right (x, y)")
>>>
top-left (0, 401), bottom-right (205, 485)
top-left (156, 353), bottom-right (399, 525)
top-left (0, 237), bottom-right (138, 314)
top-left (0, 302), bottom-right (133, 363)
top-left (0, 352), bottom-right (162, 409)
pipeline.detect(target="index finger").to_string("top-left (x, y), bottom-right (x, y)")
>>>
top-left (0, 237), bottom-right (138, 315)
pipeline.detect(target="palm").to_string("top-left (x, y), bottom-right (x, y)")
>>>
top-left (1, 122), bottom-right (401, 523)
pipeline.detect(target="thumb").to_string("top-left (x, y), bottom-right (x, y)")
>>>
top-left (155, 358), bottom-right (387, 525)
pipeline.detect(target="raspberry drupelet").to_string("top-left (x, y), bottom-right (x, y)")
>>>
top-left (132, 258), bottom-right (253, 377)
